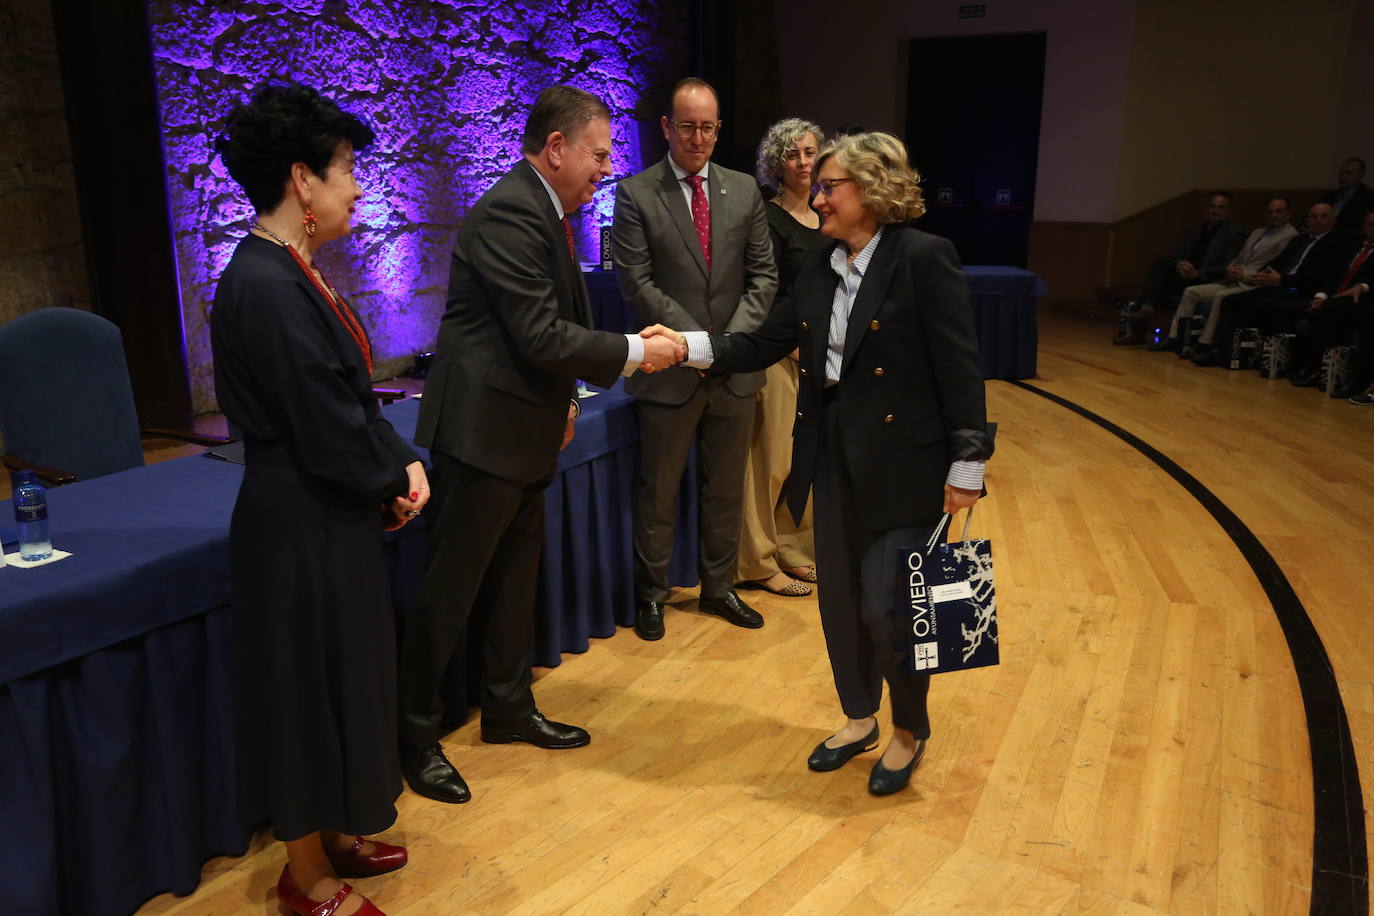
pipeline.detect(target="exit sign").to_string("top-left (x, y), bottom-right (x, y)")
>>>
top-left (959, 4), bottom-right (986, 17)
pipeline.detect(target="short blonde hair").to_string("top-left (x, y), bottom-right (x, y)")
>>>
top-left (754, 117), bottom-right (824, 194)
top-left (815, 132), bottom-right (925, 224)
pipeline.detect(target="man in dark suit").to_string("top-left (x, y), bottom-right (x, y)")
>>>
top-left (1290, 210), bottom-right (1374, 390)
top-left (1127, 192), bottom-right (1244, 300)
top-left (396, 86), bottom-right (685, 805)
top-left (1321, 158), bottom-right (1374, 237)
top-left (1192, 202), bottom-right (1341, 366)
top-left (611, 77), bottom-right (777, 641)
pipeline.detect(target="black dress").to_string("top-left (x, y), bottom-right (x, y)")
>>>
top-left (211, 234), bottom-right (418, 842)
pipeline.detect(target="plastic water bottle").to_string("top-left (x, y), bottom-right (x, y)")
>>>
top-left (12, 471), bottom-right (53, 562)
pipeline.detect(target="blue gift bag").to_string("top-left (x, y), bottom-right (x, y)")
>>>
top-left (897, 509), bottom-right (999, 675)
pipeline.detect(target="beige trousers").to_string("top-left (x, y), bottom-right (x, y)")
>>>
top-left (734, 358), bottom-right (815, 582)
top-left (1168, 281), bottom-right (1254, 345)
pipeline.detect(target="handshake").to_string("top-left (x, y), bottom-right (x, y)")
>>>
top-left (637, 323), bottom-right (691, 373)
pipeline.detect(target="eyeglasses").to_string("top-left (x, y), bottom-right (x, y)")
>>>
top-left (811, 178), bottom-right (854, 197)
top-left (668, 120), bottom-right (721, 140)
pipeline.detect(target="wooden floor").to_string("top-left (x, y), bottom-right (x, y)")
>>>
top-left (139, 312), bottom-right (1374, 915)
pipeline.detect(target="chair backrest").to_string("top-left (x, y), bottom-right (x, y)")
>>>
top-left (0, 308), bottom-right (146, 481)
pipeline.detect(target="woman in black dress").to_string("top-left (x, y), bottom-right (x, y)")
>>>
top-left (211, 84), bottom-right (428, 916)
top-left (735, 118), bottom-right (827, 598)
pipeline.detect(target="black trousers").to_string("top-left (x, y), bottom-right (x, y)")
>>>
top-left (397, 452), bottom-right (545, 746)
top-left (1296, 295), bottom-right (1369, 378)
top-left (633, 379), bottom-right (755, 602)
top-left (812, 387), bottom-right (933, 736)
top-left (1139, 256), bottom-right (1189, 307)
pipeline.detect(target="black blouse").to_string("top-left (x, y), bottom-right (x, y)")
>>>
top-left (766, 201), bottom-right (827, 309)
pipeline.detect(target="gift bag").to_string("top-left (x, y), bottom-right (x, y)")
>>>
top-left (1260, 333), bottom-right (1296, 379)
top-left (896, 509), bottom-right (999, 676)
top-left (1321, 345), bottom-right (1355, 397)
top-left (1227, 327), bottom-right (1261, 370)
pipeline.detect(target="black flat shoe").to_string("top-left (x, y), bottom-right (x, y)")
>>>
top-left (699, 590), bottom-right (764, 628)
top-left (635, 600), bottom-right (665, 641)
top-left (807, 722), bottom-right (879, 772)
top-left (481, 711), bottom-right (590, 749)
top-left (1147, 338), bottom-right (1175, 352)
top-left (399, 742), bottom-right (471, 804)
top-left (868, 740), bottom-right (927, 796)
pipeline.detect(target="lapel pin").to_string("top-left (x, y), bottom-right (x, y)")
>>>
top-left (720, 188), bottom-right (727, 195)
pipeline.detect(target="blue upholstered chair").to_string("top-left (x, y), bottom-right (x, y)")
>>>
top-left (0, 308), bottom-right (230, 485)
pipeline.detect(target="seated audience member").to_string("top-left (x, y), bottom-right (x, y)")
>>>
top-left (1117, 192), bottom-right (1244, 339)
top-left (1288, 210), bottom-right (1374, 393)
top-left (1149, 197), bottom-right (1296, 357)
top-left (1321, 158), bottom-right (1374, 237)
top-left (1192, 202), bottom-right (1340, 366)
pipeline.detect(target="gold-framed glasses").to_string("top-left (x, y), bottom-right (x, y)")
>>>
top-left (668, 120), bottom-right (721, 140)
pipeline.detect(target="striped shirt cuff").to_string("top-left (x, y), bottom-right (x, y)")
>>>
top-left (682, 330), bottom-right (714, 368)
top-left (946, 460), bottom-right (985, 491)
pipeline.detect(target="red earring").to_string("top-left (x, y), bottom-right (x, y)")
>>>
top-left (302, 204), bottom-right (318, 238)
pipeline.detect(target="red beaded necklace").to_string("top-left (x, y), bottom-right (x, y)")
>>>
top-left (253, 226), bottom-right (373, 375)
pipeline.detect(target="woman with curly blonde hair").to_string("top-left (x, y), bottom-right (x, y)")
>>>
top-left (673, 131), bottom-right (993, 795)
top-left (734, 118), bottom-right (827, 597)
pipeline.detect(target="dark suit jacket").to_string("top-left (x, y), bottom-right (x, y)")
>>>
top-left (711, 226), bottom-right (992, 532)
top-left (1321, 184), bottom-right (1374, 237)
top-left (612, 156), bottom-right (777, 405)
top-left (1264, 231), bottom-right (1345, 297)
top-left (1170, 220), bottom-right (1246, 281)
top-left (1317, 235), bottom-right (1374, 297)
top-left (415, 161), bottom-right (628, 484)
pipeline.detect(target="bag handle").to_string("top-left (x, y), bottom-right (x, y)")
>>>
top-left (924, 506), bottom-right (975, 553)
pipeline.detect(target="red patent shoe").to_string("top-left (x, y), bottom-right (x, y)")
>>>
top-left (326, 835), bottom-right (409, 878)
top-left (276, 864), bottom-right (387, 916)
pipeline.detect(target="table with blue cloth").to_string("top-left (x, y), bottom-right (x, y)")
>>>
top-left (0, 381), bottom-right (699, 916)
top-left (585, 265), bottom-right (1043, 379)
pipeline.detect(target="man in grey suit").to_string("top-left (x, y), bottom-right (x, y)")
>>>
top-left (612, 77), bottom-right (778, 641)
top-left (396, 86), bottom-right (685, 805)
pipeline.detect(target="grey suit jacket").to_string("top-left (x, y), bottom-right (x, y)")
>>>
top-left (612, 156), bottom-right (777, 405)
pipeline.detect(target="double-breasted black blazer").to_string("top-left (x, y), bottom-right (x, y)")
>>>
top-left (711, 226), bottom-right (992, 532)
top-left (415, 161), bottom-right (628, 484)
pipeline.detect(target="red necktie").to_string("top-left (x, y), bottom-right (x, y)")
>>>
top-left (561, 216), bottom-right (576, 262)
top-left (1339, 242), bottom-right (1373, 291)
top-left (685, 175), bottom-right (711, 270)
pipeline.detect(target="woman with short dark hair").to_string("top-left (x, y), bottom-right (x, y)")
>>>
top-left (212, 83), bottom-right (427, 916)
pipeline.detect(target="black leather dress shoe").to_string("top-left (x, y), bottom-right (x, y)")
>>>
top-left (1289, 369), bottom-right (1320, 388)
top-left (698, 590), bottom-right (764, 628)
top-left (399, 742), bottom-right (470, 804)
top-left (635, 600), bottom-right (665, 641)
top-left (807, 722), bottom-right (879, 772)
top-left (481, 711), bottom-right (590, 749)
top-left (1190, 345), bottom-right (1220, 366)
top-left (868, 739), bottom-right (927, 796)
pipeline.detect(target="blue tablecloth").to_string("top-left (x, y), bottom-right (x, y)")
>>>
top-left (0, 380), bottom-right (700, 916)
top-left (584, 265), bottom-right (1042, 379)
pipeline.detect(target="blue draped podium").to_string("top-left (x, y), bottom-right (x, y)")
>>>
top-left (585, 265), bottom-right (1042, 379)
top-left (0, 380), bottom-right (699, 916)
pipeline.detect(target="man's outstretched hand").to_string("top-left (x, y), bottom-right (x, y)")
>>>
top-left (638, 324), bottom-right (687, 372)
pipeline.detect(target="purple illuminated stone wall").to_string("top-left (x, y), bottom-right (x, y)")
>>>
top-left (148, 0), bottom-right (685, 411)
